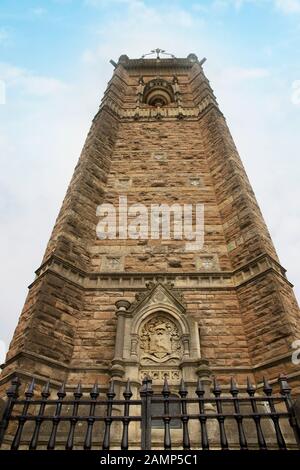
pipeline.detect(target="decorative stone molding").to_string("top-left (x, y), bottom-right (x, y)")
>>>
top-left (139, 315), bottom-right (183, 364)
top-left (32, 253), bottom-right (291, 292)
top-left (140, 369), bottom-right (181, 382)
top-left (129, 280), bottom-right (186, 312)
top-left (99, 94), bottom-right (216, 121)
top-left (142, 77), bottom-right (175, 107)
top-left (110, 282), bottom-right (203, 385)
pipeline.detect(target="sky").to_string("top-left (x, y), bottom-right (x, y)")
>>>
top-left (0, 0), bottom-right (300, 363)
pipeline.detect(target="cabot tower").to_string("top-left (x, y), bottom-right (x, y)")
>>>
top-left (1, 50), bottom-right (299, 400)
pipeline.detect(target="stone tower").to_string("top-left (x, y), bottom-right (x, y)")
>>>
top-left (1, 51), bottom-right (299, 399)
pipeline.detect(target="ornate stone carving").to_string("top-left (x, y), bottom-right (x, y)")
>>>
top-left (142, 78), bottom-right (175, 107)
top-left (129, 280), bottom-right (186, 313)
top-left (139, 315), bottom-right (183, 364)
top-left (99, 94), bottom-right (217, 121)
top-left (140, 369), bottom-right (181, 382)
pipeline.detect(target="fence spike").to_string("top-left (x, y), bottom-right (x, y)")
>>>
top-left (11, 376), bottom-right (21, 387)
top-left (279, 374), bottom-right (291, 395)
top-left (230, 377), bottom-right (239, 394)
top-left (41, 381), bottom-right (51, 398)
top-left (263, 376), bottom-right (272, 395)
top-left (124, 379), bottom-right (133, 399)
top-left (90, 382), bottom-right (99, 398)
top-left (107, 380), bottom-right (115, 399)
top-left (212, 376), bottom-right (221, 395)
top-left (7, 377), bottom-right (21, 397)
top-left (25, 378), bottom-right (35, 397)
top-left (196, 378), bottom-right (205, 395)
top-left (74, 382), bottom-right (82, 399)
top-left (246, 377), bottom-right (256, 394)
top-left (58, 381), bottom-right (66, 398)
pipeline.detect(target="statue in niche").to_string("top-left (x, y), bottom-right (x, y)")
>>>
top-left (139, 316), bottom-right (183, 361)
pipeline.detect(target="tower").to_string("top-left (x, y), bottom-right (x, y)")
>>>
top-left (1, 50), bottom-right (299, 404)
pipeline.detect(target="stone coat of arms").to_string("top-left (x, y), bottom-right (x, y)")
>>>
top-left (139, 316), bottom-right (183, 363)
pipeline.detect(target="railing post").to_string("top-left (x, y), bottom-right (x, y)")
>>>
top-left (121, 380), bottom-right (133, 450)
top-left (84, 382), bottom-right (99, 450)
top-left (29, 381), bottom-right (51, 450)
top-left (262, 377), bottom-right (286, 450)
top-left (293, 398), bottom-right (300, 443)
top-left (179, 379), bottom-right (190, 450)
top-left (162, 377), bottom-right (171, 450)
top-left (230, 378), bottom-right (248, 450)
top-left (196, 379), bottom-right (209, 450)
top-left (140, 377), bottom-right (152, 450)
top-left (0, 377), bottom-right (21, 447)
top-left (279, 374), bottom-right (300, 448)
top-left (11, 378), bottom-right (35, 450)
top-left (102, 380), bottom-right (116, 450)
top-left (212, 377), bottom-right (228, 450)
top-left (47, 382), bottom-right (66, 450)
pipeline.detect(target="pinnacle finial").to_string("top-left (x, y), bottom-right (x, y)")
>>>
top-left (142, 48), bottom-right (175, 59)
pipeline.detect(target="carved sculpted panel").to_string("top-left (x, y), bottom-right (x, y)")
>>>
top-left (139, 315), bottom-right (183, 365)
top-left (140, 370), bottom-right (181, 382)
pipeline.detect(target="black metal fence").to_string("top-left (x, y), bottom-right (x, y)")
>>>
top-left (0, 375), bottom-right (299, 450)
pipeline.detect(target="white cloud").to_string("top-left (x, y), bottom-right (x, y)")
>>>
top-left (275, 0), bottom-right (300, 13)
top-left (211, 0), bottom-right (263, 9)
top-left (210, 0), bottom-right (300, 13)
top-left (31, 7), bottom-right (47, 17)
top-left (81, 1), bottom-right (203, 64)
top-left (0, 62), bottom-right (24, 80)
top-left (221, 66), bottom-right (270, 81)
top-left (291, 80), bottom-right (300, 105)
top-left (19, 75), bottom-right (68, 96)
top-left (0, 68), bottom-right (96, 347)
top-left (0, 62), bottom-right (68, 96)
top-left (84, 0), bottom-right (145, 7)
top-left (0, 80), bottom-right (5, 104)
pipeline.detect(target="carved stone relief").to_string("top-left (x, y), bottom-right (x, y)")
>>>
top-left (139, 315), bottom-right (183, 365)
top-left (195, 254), bottom-right (219, 271)
top-left (101, 255), bottom-right (124, 272)
top-left (140, 369), bottom-right (181, 382)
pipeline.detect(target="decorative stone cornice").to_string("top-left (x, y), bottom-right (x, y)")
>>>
top-left (31, 253), bottom-right (292, 292)
top-left (118, 57), bottom-right (199, 71)
top-left (98, 95), bottom-right (217, 121)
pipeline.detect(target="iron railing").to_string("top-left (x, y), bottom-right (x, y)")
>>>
top-left (0, 375), bottom-right (299, 450)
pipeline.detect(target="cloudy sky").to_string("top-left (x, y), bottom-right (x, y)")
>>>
top-left (0, 0), bottom-right (300, 362)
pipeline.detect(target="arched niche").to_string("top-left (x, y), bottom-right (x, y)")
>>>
top-left (142, 78), bottom-right (175, 107)
top-left (111, 282), bottom-right (203, 386)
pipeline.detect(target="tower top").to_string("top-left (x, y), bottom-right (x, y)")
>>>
top-left (111, 52), bottom-right (206, 70)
